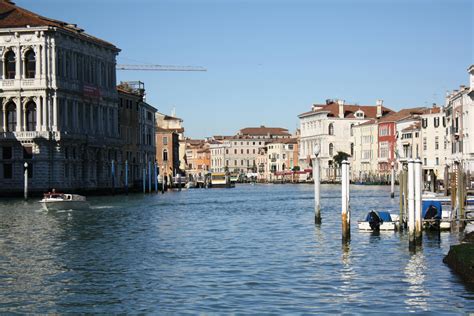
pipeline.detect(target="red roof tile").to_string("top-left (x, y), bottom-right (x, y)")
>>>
top-left (298, 101), bottom-right (393, 119)
top-left (238, 126), bottom-right (290, 136)
top-left (377, 107), bottom-right (426, 123)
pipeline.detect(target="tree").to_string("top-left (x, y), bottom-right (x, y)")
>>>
top-left (333, 151), bottom-right (351, 167)
top-left (331, 151), bottom-right (350, 181)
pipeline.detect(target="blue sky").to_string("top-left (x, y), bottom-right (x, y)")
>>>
top-left (18, 0), bottom-right (473, 138)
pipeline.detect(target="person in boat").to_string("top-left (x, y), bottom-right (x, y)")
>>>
top-left (45, 188), bottom-right (63, 199)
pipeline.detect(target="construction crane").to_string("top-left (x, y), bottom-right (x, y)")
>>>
top-left (116, 64), bottom-right (207, 72)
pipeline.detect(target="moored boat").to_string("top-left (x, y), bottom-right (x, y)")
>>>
top-left (358, 210), bottom-right (398, 231)
top-left (40, 191), bottom-right (90, 211)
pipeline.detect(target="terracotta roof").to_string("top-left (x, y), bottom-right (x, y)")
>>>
top-left (238, 126), bottom-right (291, 136)
top-left (164, 115), bottom-right (183, 121)
top-left (298, 101), bottom-right (393, 119)
top-left (402, 122), bottom-right (421, 132)
top-left (377, 107), bottom-right (426, 123)
top-left (266, 137), bottom-right (298, 145)
top-left (355, 119), bottom-right (377, 127)
top-left (421, 106), bottom-right (441, 114)
top-left (0, 0), bottom-right (118, 50)
top-left (186, 139), bottom-right (205, 146)
top-left (156, 127), bottom-right (184, 133)
top-left (213, 135), bottom-right (234, 140)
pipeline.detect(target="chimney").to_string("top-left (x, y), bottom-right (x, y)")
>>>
top-left (338, 99), bottom-right (345, 118)
top-left (376, 99), bottom-right (383, 118)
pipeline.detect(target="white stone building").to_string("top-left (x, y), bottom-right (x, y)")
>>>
top-left (298, 99), bottom-right (393, 181)
top-left (420, 106), bottom-right (448, 183)
top-left (0, 1), bottom-right (121, 194)
top-left (209, 126), bottom-right (291, 175)
top-left (445, 65), bottom-right (474, 173)
top-left (351, 120), bottom-right (378, 182)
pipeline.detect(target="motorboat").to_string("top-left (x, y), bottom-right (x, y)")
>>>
top-left (422, 199), bottom-right (451, 230)
top-left (40, 192), bottom-right (90, 211)
top-left (358, 210), bottom-right (398, 231)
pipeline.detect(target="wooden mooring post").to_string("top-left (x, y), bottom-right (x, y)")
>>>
top-left (414, 159), bottom-right (422, 244)
top-left (390, 162), bottom-right (395, 198)
top-left (407, 159), bottom-right (415, 247)
top-left (341, 160), bottom-right (350, 241)
top-left (313, 145), bottom-right (321, 224)
top-left (399, 169), bottom-right (404, 231)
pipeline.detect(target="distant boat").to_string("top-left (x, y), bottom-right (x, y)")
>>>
top-left (40, 192), bottom-right (90, 211)
top-left (358, 210), bottom-right (398, 231)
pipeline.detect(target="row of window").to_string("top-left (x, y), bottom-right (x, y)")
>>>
top-left (4, 50), bottom-right (36, 79)
top-left (2, 102), bottom-right (37, 132)
top-left (421, 117), bottom-right (446, 129)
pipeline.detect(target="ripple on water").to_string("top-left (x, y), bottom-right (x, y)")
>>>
top-left (0, 184), bottom-right (473, 313)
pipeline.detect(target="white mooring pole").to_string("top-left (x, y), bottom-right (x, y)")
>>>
top-left (390, 161), bottom-right (395, 198)
top-left (24, 162), bottom-right (28, 201)
top-left (407, 159), bottom-right (415, 247)
top-left (341, 160), bottom-right (350, 241)
top-left (313, 145), bottom-right (321, 224)
top-left (414, 159), bottom-right (423, 243)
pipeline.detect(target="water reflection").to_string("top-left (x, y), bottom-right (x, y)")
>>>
top-left (0, 185), bottom-right (472, 313)
top-left (404, 252), bottom-right (429, 312)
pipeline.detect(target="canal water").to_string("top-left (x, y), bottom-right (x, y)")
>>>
top-left (0, 184), bottom-right (473, 313)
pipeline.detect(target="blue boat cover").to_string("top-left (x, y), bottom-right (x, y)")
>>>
top-left (422, 200), bottom-right (442, 219)
top-left (364, 211), bottom-right (392, 222)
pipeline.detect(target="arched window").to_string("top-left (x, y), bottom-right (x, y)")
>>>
top-left (350, 124), bottom-right (354, 136)
top-left (25, 50), bottom-right (36, 78)
top-left (6, 102), bottom-right (16, 132)
top-left (329, 143), bottom-right (334, 156)
top-left (25, 101), bottom-right (36, 131)
top-left (163, 149), bottom-right (168, 162)
top-left (5, 51), bottom-right (16, 79)
top-left (328, 123), bottom-right (334, 135)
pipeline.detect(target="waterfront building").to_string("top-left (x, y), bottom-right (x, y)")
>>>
top-left (155, 112), bottom-right (184, 176)
top-left (420, 105), bottom-right (448, 185)
top-left (0, 1), bottom-right (121, 194)
top-left (185, 139), bottom-right (210, 176)
top-left (351, 120), bottom-right (378, 182)
top-left (209, 126), bottom-right (291, 175)
top-left (377, 107), bottom-right (425, 175)
top-left (298, 99), bottom-right (393, 181)
top-left (398, 121), bottom-right (422, 161)
top-left (445, 65), bottom-right (474, 173)
top-left (266, 137), bottom-right (299, 181)
top-left (118, 82), bottom-right (157, 188)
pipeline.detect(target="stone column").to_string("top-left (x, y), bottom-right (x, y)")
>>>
top-left (15, 45), bottom-right (21, 79)
top-left (41, 43), bottom-right (46, 80)
top-left (63, 98), bottom-right (68, 132)
top-left (52, 94), bottom-right (58, 131)
top-left (35, 45), bottom-right (40, 79)
top-left (35, 98), bottom-right (41, 131)
top-left (16, 99), bottom-right (22, 132)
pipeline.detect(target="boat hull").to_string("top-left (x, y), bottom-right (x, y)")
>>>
top-left (358, 221), bottom-right (396, 231)
top-left (41, 200), bottom-right (90, 211)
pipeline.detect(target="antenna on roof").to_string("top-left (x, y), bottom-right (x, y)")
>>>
top-left (171, 107), bottom-right (176, 117)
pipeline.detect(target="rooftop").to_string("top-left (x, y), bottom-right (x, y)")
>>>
top-left (238, 126), bottom-right (291, 137)
top-left (298, 101), bottom-right (393, 119)
top-left (377, 107), bottom-right (426, 123)
top-left (0, 0), bottom-right (119, 51)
